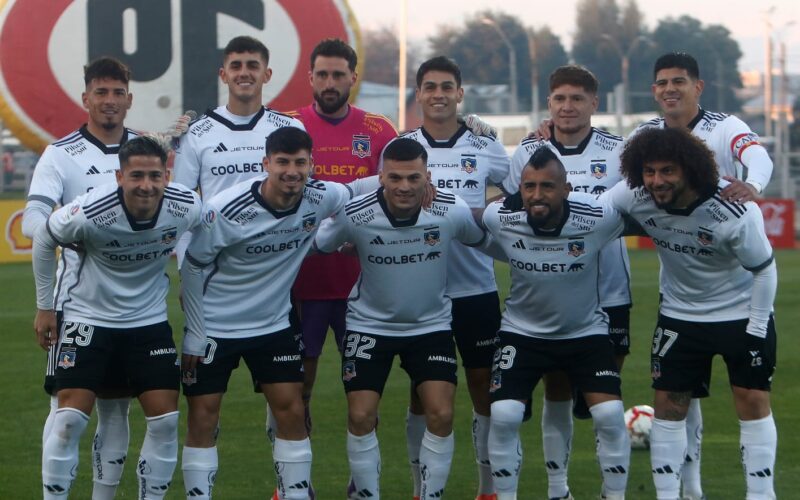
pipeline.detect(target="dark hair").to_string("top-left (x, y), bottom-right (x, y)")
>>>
top-left (119, 136), bottom-right (168, 167)
top-left (524, 147), bottom-right (566, 181)
top-left (223, 36), bottom-right (270, 65)
top-left (416, 56), bottom-right (462, 88)
top-left (620, 127), bottom-right (718, 197)
top-left (549, 64), bottom-right (599, 94)
top-left (84, 57), bottom-right (130, 86)
top-left (265, 127), bottom-right (313, 156)
top-left (382, 138), bottom-right (428, 164)
top-left (653, 52), bottom-right (700, 80)
top-left (311, 38), bottom-right (357, 72)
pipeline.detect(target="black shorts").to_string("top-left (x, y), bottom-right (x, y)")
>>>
top-left (341, 330), bottom-right (458, 395)
top-left (183, 327), bottom-right (304, 397)
top-left (651, 314), bottom-right (777, 395)
top-left (54, 321), bottom-right (179, 396)
top-left (451, 292), bottom-right (501, 369)
top-left (604, 304), bottom-right (631, 356)
top-left (489, 331), bottom-right (621, 403)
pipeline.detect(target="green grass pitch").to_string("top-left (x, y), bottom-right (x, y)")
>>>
top-left (1, 249), bottom-right (798, 498)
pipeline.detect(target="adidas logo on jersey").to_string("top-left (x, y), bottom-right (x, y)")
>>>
top-left (86, 165), bottom-right (101, 175)
top-left (105, 240), bottom-right (121, 247)
top-left (645, 217), bottom-right (657, 227)
top-left (512, 239), bottom-right (526, 249)
top-left (213, 142), bottom-right (228, 153)
top-left (370, 236), bottom-right (385, 245)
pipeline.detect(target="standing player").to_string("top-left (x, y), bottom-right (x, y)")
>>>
top-left (608, 127), bottom-right (777, 500)
top-left (483, 147), bottom-right (630, 500)
top-left (179, 127), bottom-right (377, 500)
top-left (391, 56), bottom-right (510, 500)
top-left (503, 65), bottom-right (630, 500)
top-left (286, 39), bottom-right (397, 433)
top-left (315, 138), bottom-right (486, 499)
top-left (32, 136), bottom-right (201, 499)
top-left (633, 52), bottom-right (775, 500)
top-left (23, 57), bottom-right (138, 500)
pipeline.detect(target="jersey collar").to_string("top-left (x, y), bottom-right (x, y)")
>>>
top-left (206, 106), bottom-right (267, 131)
top-left (377, 187), bottom-right (421, 227)
top-left (252, 179), bottom-right (303, 219)
top-left (664, 108), bottom-right (705, 131)
top-left (117, 187), bottom-right (163, 231)
top-left (79, 125), bottom-right (132, 154)
top-left (663, 192), bottom-right (711, 217)
top-left (528, 199), bottom-right (570, 237)
top-left (548, 126), bottom-right (594, 156)
top-left (419, 124), bottom-right (468, 148)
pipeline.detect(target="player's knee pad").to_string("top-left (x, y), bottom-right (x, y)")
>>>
top-left (589, 400), bottom-right (626, 438)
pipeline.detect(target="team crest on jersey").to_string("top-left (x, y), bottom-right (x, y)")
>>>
top-left (461, 155), bottom-right (478, 174)
top-left (489, 371), bottom-right (502, 392)
top-left (202, 209), bottom-right (216, 229)
top-left (590, 162), bottom-right (607, 179)
top-left (352, 135), bottom-right (371, 158)
top-left (302, 214), bottom-right (317, 232)
top-left (567, 239), bottom-right (585, 257)
top-left (651, 358), bottom-right (661, 380)
top-left (343, 361), bottom-right (357, 381)
top-left (697, 229), bottom-right (713, 246)
top-left (424, 228), bottom-right (441, 246)
top-left (161, 228), bottom-right (178, 244)
top-left (58, 349), bottom-right (76, 369)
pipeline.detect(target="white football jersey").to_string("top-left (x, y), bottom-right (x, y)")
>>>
top-left (315, 188), bottom-right (486, 336)
top-left (173, 106), bottom-right (305, 198)
top-left (632, 109), bottom-right (771, 189)
top-left (483, 192), bottom-right (625, 340)
top-left (505, 128), bottom-right (631, 308)
top-left (605, 181), bottom-right (774, 322)
top-left (184, 175), bottom-right (351, 339)
top-left (27, 125), bottom-right (139, 310)
top-left (383, 125), bottom-right (510, 298)
top-left (45, 182), bottom-right (201, 328)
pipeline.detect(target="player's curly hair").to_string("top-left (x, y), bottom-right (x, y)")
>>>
top-left (311, 38), bottom-right (357, 71)
top-left (84, 57), bottom-right (130, 86)
top-left (620, 127), bottom-right (718, 198)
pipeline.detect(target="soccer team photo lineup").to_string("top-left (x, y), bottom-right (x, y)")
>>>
top-left (4, 7), bottom-right (790, 500)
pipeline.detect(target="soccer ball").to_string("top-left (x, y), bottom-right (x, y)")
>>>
top-left (624, 404), bottom-right (654, 449)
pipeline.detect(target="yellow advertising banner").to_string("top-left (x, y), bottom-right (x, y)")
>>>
top-left (1, 199), bottom-right (31, 263)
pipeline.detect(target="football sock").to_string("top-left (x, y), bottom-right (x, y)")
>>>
top-left (92, 398), bottom-right (130, 500)
top-left (488, 400), bottom-right (525, 496)
top-left (650, 418), bottom-right (686, 500)
top-left (682, 398), bottom-right (704, 499)
top-left (406, 409), bottom-right (426, 496)
top-left (541, 399), bottom-right (573, 499)
top-left (419, 430), bottom-right (454, 499)
top-left (182, 446), bottom-right (218, 500)
top-left (472, 411), bottom-right (494, 496)
top-left (137, 411), bottom-right (179, 500)
top-left (42, 395), bottom-right (58, 449)
top-left (590, 400), bottom-right (629, 497)
top-left (740, 413), bottom-right (777, 500)
top-left (43, 408), bottom-right (89, 499)
top-left (347, 430), bottom-right (380, 499)
top-left (273, 437), bottom-right (312, 500)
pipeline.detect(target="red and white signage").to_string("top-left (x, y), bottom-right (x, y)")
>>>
top-left (0, 0), bottom-right (360, 152)
top-left (757, 199), bottom-right (795, 249)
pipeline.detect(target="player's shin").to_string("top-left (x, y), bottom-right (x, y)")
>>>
top-left (43, 395), bottom-right (58, 449)
top-left (472, 410), bottom-right (494, 496)
top-left (541, 399), bottom-right (573, 499)
top-left (273, 437), bottom-right (312, 499)
top-left (488, 400), bottom-right (525, 496)
top-left (137, 411), bottom-right (179, 500)
top-left (406, 409), bottom-right (426, 497)
top-left (650, 418), bottom-right (686, 500)
top-left (590, 400), bottom-right (629, 497)
top-left (93, 398), bottom-right (131, 500)
top-left (347, 430), bottom-right (380, 499)
top-left (419, 430), bottom-right (454, 499)
top-left (182, 446), bottom-right (218, 500)
top-left (681, 398), bottom-right (704, 500)
top-left (740, 414), bottom-right (777, 500)
top-left (43, 408), bottom-right (90, 499)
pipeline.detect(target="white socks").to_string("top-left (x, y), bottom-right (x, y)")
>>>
top-left (137, 411), bottom-right (179, 500)
top-left (650, 418), bottom-right (686, 500)
top-left (92, 398), bottom-right (131, 500)
top-left (273, 437), bottom-right (313, 499)
top-left (682, 398), bottom-right (703, 499)
top-left (472, 411), bottom-right (494, 496)
top-left (347, 430), bottom-right (380, 499)
top-left (43, 395), bottom-right (58, 449)
top-left (182, 446), bottom-right (218, 499)
top-left (419, 430), bottom-right (454, 498)
top-left (740, 414), bottom-right (777, 500)
top-left (590, 400), bottom-right (629, 497)
top-left (488, 400), bottom-right (525, 496)
top-left (43, 408), bottom-right (89, 499)
top-left (406, 409), bottom-right (425, 496)
top-left (541, 399), bottom-right (573, 499)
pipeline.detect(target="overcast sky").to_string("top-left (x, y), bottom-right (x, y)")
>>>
top-left (346, 0), bottom-right (799, 74)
